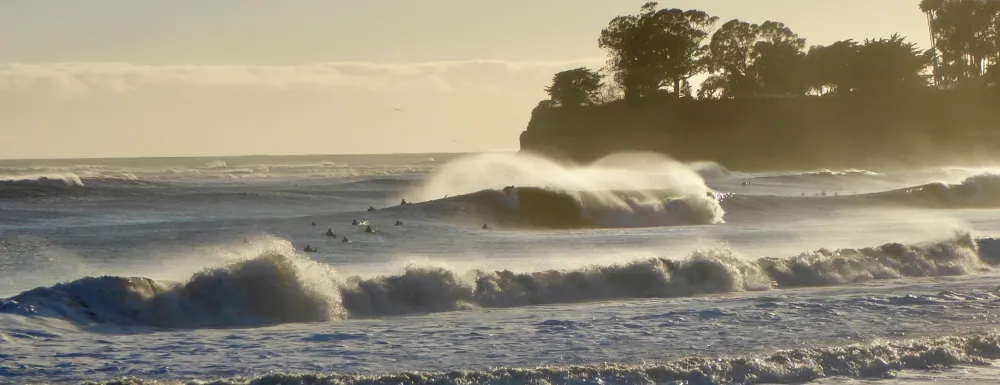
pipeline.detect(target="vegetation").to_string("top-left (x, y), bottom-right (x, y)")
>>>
top-left (544, 68), bottom-right (603, 107)
top-left (921, 0), bottom-right (1000, 87)
top-left (700, 20), bottom-right (807, 98)
top-left (597, 3), bottom-right (718, 100)
top-left (542, 0), bottom-right (999, 105)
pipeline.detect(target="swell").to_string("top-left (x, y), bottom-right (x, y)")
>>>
top-left (748, 168), bottom-right (883, 183)
top-left (0, 173), bottom-right (165, 200)
top-left (390, 185), bottom-right (725, 228)
top-left (87, 331), bottom-right (1000, 384)
top-left (2, 234), bottom-right (996, 328)
top-left (393, 173), bottom-right (1000, 227)
top-left (721, 172), bottom-right (1000, 211)
top-left (0, 162), bottom-right (433, 182)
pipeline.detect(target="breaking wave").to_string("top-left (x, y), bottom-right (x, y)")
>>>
top-left (87, 331), bottom-right (1000, 384)
top-left (391, 186), bottom-right (724, 228)
top-left (402, 152), bottom-right (724, 228)
top-left (879, 173), bottom-right (1000, 208)
top-left (0, 173), bottom-right (166, 200)
top-left (2, 233), bottom-right (995, 329)
top-left (0, 173), bottom-right (84, 188)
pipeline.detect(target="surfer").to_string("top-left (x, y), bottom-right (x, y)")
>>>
top-left (325, 228), bottom-right (335, 237)
top-left (342, 237), bottom-right (351, 243)
top-left (395, 220), bottom-right (403, 226)
top-left (311, 222), bottom-right (316, 226)
top-left (352, 219), bottom-right (360, 226)
top-left (482, 223), bottom-right (490, 230)
top-left (364, 225), bottom-right (377, 234)
top-left (303, 244), bottom-right (317, 252)
top-left (400, 199), bottom-right (408, 205)
top-left (367, 206), bottom-right (376, 212)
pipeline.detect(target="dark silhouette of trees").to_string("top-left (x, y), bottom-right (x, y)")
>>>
top-left (804, 35), bottom-right (934, 95)
top-left (599, 2), bottom-right (717, 101)
top-left (701, 20), bottom-right (807, 98)
top-left (544, 68), bottom-right (604, 107)
top-left (805, 40), bottom-right (859, 95)
top-left (920, 0), bottom-right (1000, 87)
top-left (851, 34), bottom-right (936, 93)
top-left (539, 1), bottom-right (996, 107)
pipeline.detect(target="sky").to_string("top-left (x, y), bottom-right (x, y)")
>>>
top-left (0, 0), bottom-right (930, 159)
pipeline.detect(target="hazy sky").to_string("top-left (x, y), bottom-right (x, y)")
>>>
top-left (1, 0), bottom-right (929, 159)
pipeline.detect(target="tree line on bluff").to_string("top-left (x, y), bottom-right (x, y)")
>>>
top-left (543, 0), bottom-right (1000, 108)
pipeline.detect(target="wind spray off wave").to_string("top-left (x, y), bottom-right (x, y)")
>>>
top-left (402, 152), bottom-right (725, 227)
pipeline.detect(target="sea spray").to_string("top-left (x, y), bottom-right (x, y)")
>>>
top-left (394, 152), bottom-right (725, 227)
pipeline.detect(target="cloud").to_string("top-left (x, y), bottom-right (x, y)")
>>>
top-left (0, 59), bottom-right (604, 98)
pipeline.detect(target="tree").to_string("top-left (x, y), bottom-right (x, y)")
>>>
top-left (851, 34), bottom-right (935, 93)
top-left (920, 0), bottom-right (1000, 87)
top-left (594, 81), bottom-right (625, 104)
top-left (598, 2), bottom-right (718, 101)
top-left (805, 40), bottom-right (860, 95)
top-left (753, 38), bottom-right (809, 96)
top-left (544, 68), bottom-right (604, 107)
top-left (702, 20), bottom-right (807, 98)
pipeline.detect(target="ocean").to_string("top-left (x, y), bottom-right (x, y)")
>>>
top-left (2, 151), bottom-right (1000, 385)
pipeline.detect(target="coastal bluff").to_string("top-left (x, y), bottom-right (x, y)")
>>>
top-left (519, 89), bottom-right (1000, 171)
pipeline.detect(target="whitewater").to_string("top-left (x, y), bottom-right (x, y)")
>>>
top-left (3, 152), bottom-right (1000, 384)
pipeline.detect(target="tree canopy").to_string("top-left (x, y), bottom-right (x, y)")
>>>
top-left (920, 0), bottom-right (1000, 87)
top-left (701, 20), bottom-right (807, 98)
top-left (598, 2), bottom-right (717, 101)
top-left (851, 35), bottom-right (936, 93)
top-left (544, 68), bottom-right (604, 107)
top-left (804, 40), bottom-right (860, 95)
top-left (540, 1), bottom-right (996, 107)
top-left (804, 35), bottom-right (934, 95)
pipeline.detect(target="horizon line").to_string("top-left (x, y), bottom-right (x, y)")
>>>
top-left (0, 149), bottom-right (520, 162)
top-left (0, 58), bottom-right (605, 67)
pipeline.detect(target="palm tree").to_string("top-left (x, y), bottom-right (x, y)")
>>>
top-left (920, 0), bottom-right (946, 87)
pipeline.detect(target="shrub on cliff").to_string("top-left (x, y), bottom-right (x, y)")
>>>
top-left (544, 68), bottom-right (604, 107)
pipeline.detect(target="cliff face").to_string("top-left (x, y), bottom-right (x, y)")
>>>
top-left (519, 89), bottom-right (1000, 171)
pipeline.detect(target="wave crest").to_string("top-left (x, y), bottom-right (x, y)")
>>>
top-left (1, 250), bottom-right (341, 328)
top-left (399, 152), bottom-right (723, 228)
top-left (0, 173), bottom-right (84, 188)
top-left (393, 186), bottom-right (725, 228)
top-left (2, 233), bottom-right (993, 328)
top-left (898, 173), bottom-right (1000, 207)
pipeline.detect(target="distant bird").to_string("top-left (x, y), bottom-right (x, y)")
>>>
top-left (393, 108), bottom-right (403, 112)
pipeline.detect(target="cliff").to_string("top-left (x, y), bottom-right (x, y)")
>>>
top-left (519, 88), bottom-right (1000, 171)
